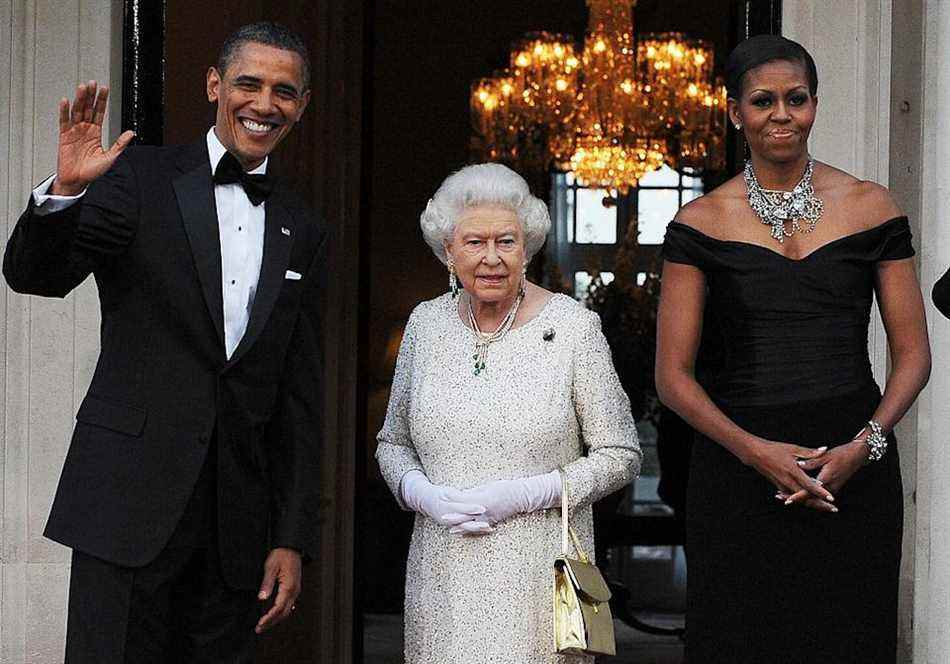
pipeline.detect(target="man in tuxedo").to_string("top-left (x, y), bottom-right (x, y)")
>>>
top-left (3, 22), bottom-right (324, 662)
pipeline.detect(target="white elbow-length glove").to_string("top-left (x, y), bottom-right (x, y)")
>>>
top-left (451, 470), bottom-right (562, 535)
top-left (400, 470), bottom-right (487, 528)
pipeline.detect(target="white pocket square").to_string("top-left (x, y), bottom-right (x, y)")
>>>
top-left (285, 270), bottom-right (302, 280)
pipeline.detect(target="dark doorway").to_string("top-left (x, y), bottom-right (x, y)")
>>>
top-left (131, 0), bottom-right (780, 661)
top-left (154, 1), bottom-right (366, 661)
top-left (356, 2), bottom-right (779, 663)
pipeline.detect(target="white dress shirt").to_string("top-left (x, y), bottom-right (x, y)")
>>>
top-left (31, 127), bottom-right (267, 359)
top-left (206, 128), bottom-right (266, 359)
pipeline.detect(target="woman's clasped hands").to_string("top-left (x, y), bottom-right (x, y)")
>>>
top-left (745, 440), bottom-right (837, 512)
top-left (400, 469), bottom-right (562, 536)
top-left (400, 471), bottom-right (492, 534)
top-left (746, 437), bottom-right (870, 513)
top-left (776, 437), bottom-right (870, 512)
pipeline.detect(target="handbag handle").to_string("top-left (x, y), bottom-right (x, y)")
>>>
top-left (558, 468), bottom-right (590, 563)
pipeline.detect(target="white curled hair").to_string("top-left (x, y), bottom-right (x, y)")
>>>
top-left (420, 163), bottom-right (551, 265)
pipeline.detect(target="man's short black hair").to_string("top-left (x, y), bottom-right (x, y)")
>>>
top-left (217, 22), bottom-right (311, 89)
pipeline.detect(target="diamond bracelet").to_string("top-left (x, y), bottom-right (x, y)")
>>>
top-left (861, 420), bottom-right (888, 462)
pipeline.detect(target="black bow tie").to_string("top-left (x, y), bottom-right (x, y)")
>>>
top-left (213, 152), bottom-right (273, 206)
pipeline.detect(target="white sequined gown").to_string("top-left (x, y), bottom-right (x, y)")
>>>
top-left (376, 293), bottom-right (642, 664)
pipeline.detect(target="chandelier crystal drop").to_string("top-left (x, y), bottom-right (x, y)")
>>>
top-left (470, 0), bottom-right (727, 192)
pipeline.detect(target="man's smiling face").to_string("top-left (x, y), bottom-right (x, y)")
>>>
top-left (206, 41), bottom-right (310, 170)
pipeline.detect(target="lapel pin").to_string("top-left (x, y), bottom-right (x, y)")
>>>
top-left (281, 227), bottom-right (291, 236)
top-left (542, 328), bottom-right (556, 342)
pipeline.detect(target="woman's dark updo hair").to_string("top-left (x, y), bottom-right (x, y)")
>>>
top-left (725, 34), bottom-right (818, 100)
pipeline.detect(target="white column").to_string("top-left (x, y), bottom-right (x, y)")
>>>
top-left (914, 2), bottom-right (950, 661)
top-left (0, 1), bottom-right (121, 661)
top-left (783, 3), bottom-right (925, 662)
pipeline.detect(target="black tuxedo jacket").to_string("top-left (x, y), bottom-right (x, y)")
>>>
top-left (3, 139), bottom-right (326, 589)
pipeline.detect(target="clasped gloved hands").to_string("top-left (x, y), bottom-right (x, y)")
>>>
top-left (401, 470), bottom-right (488, 527)
top-left (402, 469), bottom-right (563, 537)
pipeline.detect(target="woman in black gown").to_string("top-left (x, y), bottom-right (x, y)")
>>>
top-left (656, 35), bottom-right (931, 663)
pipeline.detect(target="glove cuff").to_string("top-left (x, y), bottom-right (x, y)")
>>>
top-left (399, 469), bottom-right (430, 513)
top-left (521, 470), bottom-right (562, 513)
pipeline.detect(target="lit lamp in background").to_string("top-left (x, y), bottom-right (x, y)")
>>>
top-left (563, 0), bottom-right (668, 191)
top-left (470, 73), bottom-right (518, 162)
top-left (637, 33), bottom-right (727, 170)
top-left (470, 0), bottom-right (727, 193)
top-left (510, 32), bottom-right (579, 129)
top-left (470, 32), bottom-right (580, 172)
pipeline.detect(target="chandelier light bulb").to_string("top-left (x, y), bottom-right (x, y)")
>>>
top-left (470, 1), bottom-right (726, 190)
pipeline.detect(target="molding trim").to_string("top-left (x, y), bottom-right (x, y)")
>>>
top-left (1, 1), bottom-right (119, 660)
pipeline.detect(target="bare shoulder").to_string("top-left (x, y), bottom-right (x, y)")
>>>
top-left (672, 174), bottom-right (746, 238)
top-left (815, 161), bottom-right (904, 228)
top-left (851, 180), bottom-right (904, 225)
top-left (672, 195), bottom-right (716, 230)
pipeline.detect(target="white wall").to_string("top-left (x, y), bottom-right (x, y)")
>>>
top-left (783, 2), bottom-right (921, 662)
top-left (914, 1), bottom-right (950, 661)
top-left (0, 1), bottom-right (121, 661)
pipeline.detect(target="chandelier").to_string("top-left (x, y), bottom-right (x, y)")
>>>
top-left (470, 0), bottom-right (727, 192)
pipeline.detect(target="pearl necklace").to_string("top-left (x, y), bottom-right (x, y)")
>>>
top-left (467, 293), bottom-right (523, 376)
top-left (744, 158), bottom-right (824, 244)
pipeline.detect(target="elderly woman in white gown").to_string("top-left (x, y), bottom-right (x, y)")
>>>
top-left (375, 163), bottom-right (642, 664)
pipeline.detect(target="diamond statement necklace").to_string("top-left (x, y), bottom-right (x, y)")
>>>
top-left (744, 157), bottom-right (824, 244)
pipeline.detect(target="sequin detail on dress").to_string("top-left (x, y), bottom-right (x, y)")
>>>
top-left (376, 293), bottom-right (642, 664)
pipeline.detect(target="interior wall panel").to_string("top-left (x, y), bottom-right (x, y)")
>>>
top-left (784, 2), bottom-right (919, 662)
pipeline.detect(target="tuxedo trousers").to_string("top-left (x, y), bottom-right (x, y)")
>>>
top-left (64, 438), bottom-right (260, 663)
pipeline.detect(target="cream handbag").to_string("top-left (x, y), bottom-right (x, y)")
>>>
top-left (553, 469), bottom-right (616, 657)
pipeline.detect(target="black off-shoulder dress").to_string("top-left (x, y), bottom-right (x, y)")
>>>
top-left (662, 216), bottom-right (913, 664)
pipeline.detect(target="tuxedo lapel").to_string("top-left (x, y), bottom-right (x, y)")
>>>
top-left (173, 141), bottom-right (226, 350)
top-left (226, 189), bottom-right (296, 366)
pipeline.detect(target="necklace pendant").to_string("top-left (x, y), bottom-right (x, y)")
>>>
top-left (771, 223), bottom-right (786, 243)
top-left (465, 292), bottom-right (524, 378)
top-left (744, 158), bottom-right (824, 245)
